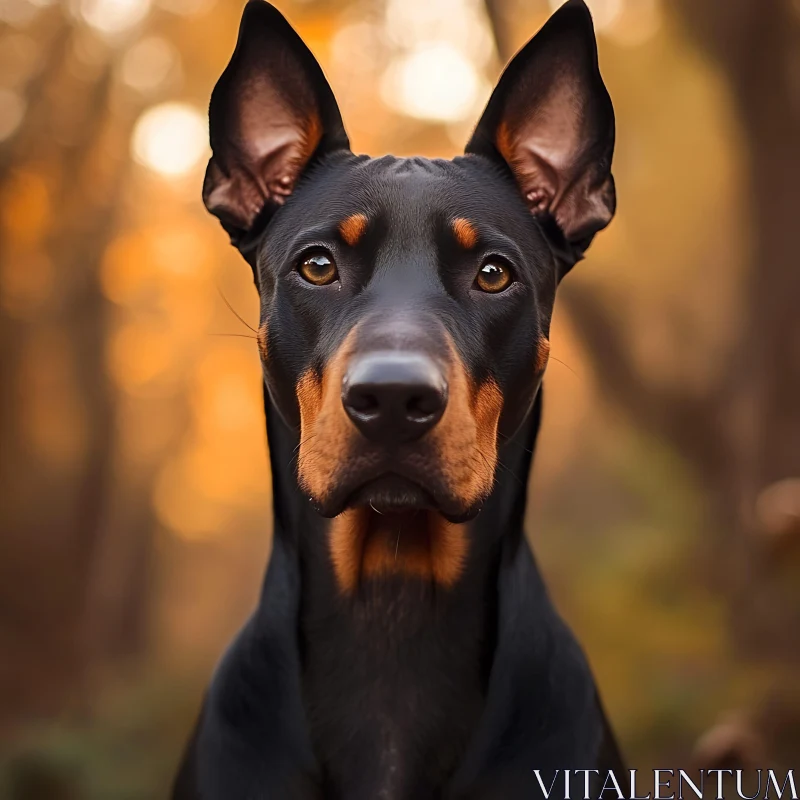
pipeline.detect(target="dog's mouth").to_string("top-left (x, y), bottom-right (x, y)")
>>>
top-left (345, 473), bottom-right (436, 515)
top-left (325, 470), bottom-right (480, 524)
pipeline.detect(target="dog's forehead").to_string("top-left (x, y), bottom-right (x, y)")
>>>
top-left (261, 151), bottom-right (552, 279)
top-left (295, 153), bottom-right (530, 231)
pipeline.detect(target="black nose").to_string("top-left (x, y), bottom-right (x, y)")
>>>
top-left (342, 352), bottom-right (448, 444)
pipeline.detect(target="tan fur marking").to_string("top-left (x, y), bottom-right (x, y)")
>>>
top-left (296, 329), bottom-right (359, 502)
top-left (428, 517), bottom-right (468, 586)
top-left (472, 378), bottom-right (503, 477)
top-left (338, 213), bottom-right (368, 247)
top-left (495, 121), bottom-right (524, 190)
top-left (536, 337), bottom-right (551, 373)
top-left (452, 218), bottom-right (478, 249)
top-left (496, 121), bottom-right (550, 213)
top-left (257, 321), bottom-right (269, 363)
top-left (428, 337), bottom-right (503, 510)
top-left (329, 510), bottom-right (368, 594)
top-left (296, 369), bottom-right (323, 431)
top-left (329, 509), bottom-right (467, 594)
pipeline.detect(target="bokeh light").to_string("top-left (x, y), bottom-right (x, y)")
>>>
top-left (155, 0), bottom-right (215, 16)
top-left (384, 0), bottom-right (495, 67)
top-left (381, 43), bottom-right (489, 123)
top-left (604, 0), bottom-right (661, 46)
top-left (330, 22), bottom-right (387, 74)
top-left (379, 0), bottom-right (494, 124)
top-left (121, 36), bottom-right (181, 94)
top-left (131, 102), bottom-right (208, 177)
top-left (0, 0), bottom-right (51, 27)
top-left (71, 0), bottom-right (151, 37)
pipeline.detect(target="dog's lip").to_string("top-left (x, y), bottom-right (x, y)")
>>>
top-left (344, 473), bottom-right (436, 514)
top-left (316, 471), bottom-right (481, 523)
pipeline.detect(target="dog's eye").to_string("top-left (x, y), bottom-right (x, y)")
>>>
top-left (475, 261), bottom-right (512, 293)
top-left (298, 252), bottom-right (338, 286)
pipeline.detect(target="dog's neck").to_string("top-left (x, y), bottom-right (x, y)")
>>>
top-left (259, 387), bottom-right (541, 795)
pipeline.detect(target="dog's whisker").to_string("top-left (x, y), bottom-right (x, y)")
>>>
top-left (497, 430), bottom-right (535, 455)
top-left (473, 446), bottom-right (519, 483)
top-left (210, 332), bottom-right (258, 340)
top-left (493, 456), bottom-right (524, 486)
top-left (292, 431), bottom-right (320, 456)
top-left (216, 284), bottom-right (259, 334)
top-left (289, 431), bottom-right (321, 470)
top-left (549, 354), bottom-right (578, 377)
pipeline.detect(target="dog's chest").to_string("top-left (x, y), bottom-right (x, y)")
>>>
top-left (300, 581), bottom-right (489, 799)
top-left (305, 674), bottom-right (483, 799)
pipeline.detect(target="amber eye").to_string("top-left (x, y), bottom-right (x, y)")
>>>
top-left (298, 252), bottom-right (338, 286)
top-left (475, 261), bottom-right (512, 293)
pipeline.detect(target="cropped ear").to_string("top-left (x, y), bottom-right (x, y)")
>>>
top-left (204, 0), bottom-right (349, 258)
top-left (466, 0), bottom-right (615, 274)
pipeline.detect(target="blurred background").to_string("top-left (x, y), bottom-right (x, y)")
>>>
top-left (1, 0), bottom-right (799, 796)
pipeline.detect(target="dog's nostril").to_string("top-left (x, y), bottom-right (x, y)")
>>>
top-left (406, 391), bottom-right (440, 421)
top-left (348, 391), bottom-right (379, 415)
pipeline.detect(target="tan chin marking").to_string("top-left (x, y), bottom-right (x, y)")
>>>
top-left (329, 509), bottom-right (467, 594)
top-left (296, 328), bottom-right (359, 502)
top-left (338, 213), bottom-right (368, 247)
top-left (452, 218), bottom-right (478, 250)
top-left (536, 337), bottom-right (550, 373)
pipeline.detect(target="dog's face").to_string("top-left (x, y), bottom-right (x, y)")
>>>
top-left (249, 155), bottom-right (557, 522)
top-left (203, 0), bottom-right (614, 566)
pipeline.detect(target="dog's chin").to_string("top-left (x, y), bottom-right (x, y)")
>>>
top-left (313, 473), bottom-right (482, 523)
top-left (346, 473), bottom-right (434, 513)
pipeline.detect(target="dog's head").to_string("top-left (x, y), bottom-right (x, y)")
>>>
top-left (203, 0), bottom-right (614, 585)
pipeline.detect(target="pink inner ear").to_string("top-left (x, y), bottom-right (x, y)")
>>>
top-left (496, 121), bottom-right (553, 215)
top-left (496, 110), bottom-right (614, 242)
top-left (204, 100), bottom-right (322, 236)
top-left (495, 70), bottom-right (611, 242)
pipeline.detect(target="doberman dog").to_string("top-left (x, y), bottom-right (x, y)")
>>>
top-left (173, 1), bottom-right (623, 797)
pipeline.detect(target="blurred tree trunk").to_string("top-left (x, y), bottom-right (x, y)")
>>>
top-left (486, 0), bottom-right (800, 763)
top-left (665, 0), bottom-right (800, 761)
top-left (0, 13), bottom-right (152, 735)
top-left (672, 0), bottom-right (800, 639)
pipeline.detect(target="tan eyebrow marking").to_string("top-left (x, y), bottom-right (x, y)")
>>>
top-left (338, 213), bottom-right (368, 246)
top-left (452, 218), bottom-right (479, 249)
